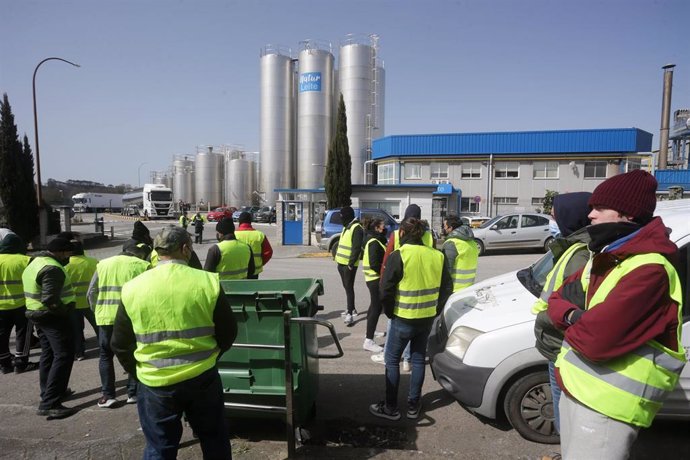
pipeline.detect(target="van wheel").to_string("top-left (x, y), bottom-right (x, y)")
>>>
top-left (503, 371), bottom-right (560, 444)
top-left (330, 241), bottom-right (338, 259)
top-left (474, 239), bottom-right (485, 256)
top-left (543, 237), bottom-right (554, 253)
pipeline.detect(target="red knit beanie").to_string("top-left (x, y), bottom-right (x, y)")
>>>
top-left (588, 169), bottom-right (658, 222)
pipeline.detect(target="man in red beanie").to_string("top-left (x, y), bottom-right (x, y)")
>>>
top-left (547, 169), bottom-right (684, 459)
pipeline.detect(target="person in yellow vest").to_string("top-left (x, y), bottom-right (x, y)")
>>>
top-left (547, 170), bottom-right (684, 459)
top-left (381, 204), bottom-right (434, 269)
top-left (87, 239), bottom-right (151, 408)
top-left (191, 212), bottom-right (205, 244)
top-left (179, 211), bottom-right (189, 230)
top-left (235, 211), bottom-right (273, 279)
top-left (203, 217), bottom-right (255, 280)
top-left (335, 206), bottom-right (364, 326)
top-left (527, 192), bottom-right (591, 439)
top-left (22, 236), bottom-right (77, 419)
top-left (370, 218), bottom-right (453, 421)
top-left (0, 231), bottom-right (38, 374)
top-left (61, 234), bottom-right (99, 362)
top-left (441, 215), bottom-right (479, 293)
top-left (361, 218), bottom-right (387, 353)
top-left (111, 226), bottom-right (237, 459)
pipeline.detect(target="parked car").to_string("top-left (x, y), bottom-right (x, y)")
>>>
top-left (427, 199), bottom-right (690, 444)
top-left (472, 212), bottom-right (553, 255)
top-left (206, 207), bottom-right (237, 222)
top-left (316, 208), bottom-right (399, 258)
top-left (232, 206), bottom-right (260, 222)
top-left (253, 206), bottom-right (275, 223)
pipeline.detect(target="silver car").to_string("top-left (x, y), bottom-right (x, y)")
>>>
top-left (472, 213), bottom-right (553, 255)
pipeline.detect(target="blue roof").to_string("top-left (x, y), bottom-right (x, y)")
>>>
top-left (655, 170), bottom-right (690, 191)
top-left (373, 128), bottom-right (653, 160)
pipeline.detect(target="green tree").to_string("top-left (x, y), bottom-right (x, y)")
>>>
top-left (541, 189), bottom-right (559, 215)
top-left (0, 94), bottom-right (39, 243)
top-left (324, 94), bottom-right (352, 208)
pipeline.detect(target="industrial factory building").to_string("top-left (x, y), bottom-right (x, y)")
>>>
top-left (260, 34), bottom-right (385, 204)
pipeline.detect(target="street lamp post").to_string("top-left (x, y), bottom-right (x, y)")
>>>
top-left (32, 57), bottom-right (80, 246)
top-left (138, 162), bottom-right (148, 188)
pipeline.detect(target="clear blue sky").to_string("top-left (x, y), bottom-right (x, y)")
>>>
top-left (2, 0), bottom-right (688, 187)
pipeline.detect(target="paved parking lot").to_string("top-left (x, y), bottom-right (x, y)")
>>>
top-left (2, 217), bottom-right (688, 459)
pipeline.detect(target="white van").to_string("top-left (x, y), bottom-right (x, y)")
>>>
top-left (428, 199), bottom-right (690, 444)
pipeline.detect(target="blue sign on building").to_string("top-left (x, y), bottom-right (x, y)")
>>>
top-left (299, 72), bottom-right (321, 92)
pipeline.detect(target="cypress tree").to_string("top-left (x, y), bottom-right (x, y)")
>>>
top-left (325, 94), bottom-right (352, 208)
top-left (0, 94), bottom-right (39, 243)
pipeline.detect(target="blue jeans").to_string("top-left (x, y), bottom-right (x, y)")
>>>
top-left (548, 361), bottom-right (561, 434)
top-left (98, 325), bottom-right (137, 398)
top-left (384, 319), bottom-right (410, 360)
top-left (137, 367), bottom-right (231, 460)
top-left (72, 308), bottom-right (98, 357)
top-left (383, 317), bottom-right (432, 410)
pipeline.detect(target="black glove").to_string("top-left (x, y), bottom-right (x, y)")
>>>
top-left (561, 279), bottom-right (586, 309)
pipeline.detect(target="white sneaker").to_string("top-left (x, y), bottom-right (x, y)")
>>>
top-left (371, 353), bottom-right (385, 364)
top-left (374, 331), bottom-right (386, 338)
top-left (343, 314), bottom-right (353, 325)
top-left (97, 397), bottom-right (118, 408)
top-left (363, 339), bottom-right (384, 353)
top-left (402, 360), bottom-right (411, 372)
top-left (126, 396), bottom-right (137, 404)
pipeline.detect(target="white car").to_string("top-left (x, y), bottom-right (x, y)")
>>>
top-left (428, 199), bottom-right (690, 444)
top-left (472, 213), bottom-right (553, 255)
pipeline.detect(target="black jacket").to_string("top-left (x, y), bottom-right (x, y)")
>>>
top-left (379, 237), bottom-right (453, 323)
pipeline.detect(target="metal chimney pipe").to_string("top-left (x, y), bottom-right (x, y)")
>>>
top-left (659, 64), bottom-right (675, 170)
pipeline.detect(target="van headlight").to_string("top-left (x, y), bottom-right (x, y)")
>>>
top-left (445, 326), bottom-right (483, 360)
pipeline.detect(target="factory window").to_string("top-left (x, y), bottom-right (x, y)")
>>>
top-left (377, 163), bottom-right (397, 185)
top-left (493, 196), bottom-right (518, 204)
top-left (460, 197), bottom-right (480, 213)
top-left (461, 163), bottom-right (481, 179)
top-left (626, 158), bottom-right (642, 172)
top-left (403, 163), bottom-right (422, 180)
top-left (584, 160), bottom-right (607, 178)
top-left (494, 162), bottom-right (519, 179)
top-left (533, 162), bottom-right (559, 179)
top-left (531, 197), bottom-right (544, 206)
top-left (431, 162), bottom-right (449, 179)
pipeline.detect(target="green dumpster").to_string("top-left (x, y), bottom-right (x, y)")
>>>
top-left (218, 278), bottom-right (343, 425)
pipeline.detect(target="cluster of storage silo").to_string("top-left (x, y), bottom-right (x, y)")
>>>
top-left (150, 170), bottom-right (173, 189)
top-left (167, 147), bottom-right (260, 210)
top-left (259, 33), bottom-right (386, 204)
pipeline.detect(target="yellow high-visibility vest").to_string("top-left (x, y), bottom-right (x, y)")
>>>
top-left (95, 255), bottom-right (150, 326)
top-left (235, 230), bottom-right (266, 274)
top-left (0, 254), bottom-right (30, 310)
top-left (65, 255), bottom-right (98, 310)
top-left (393, 244), bottom-right (444, 320)
top-left (22, 257), bottom-right (75, 311)
top-left (335, 222), bottom-right (363, 267)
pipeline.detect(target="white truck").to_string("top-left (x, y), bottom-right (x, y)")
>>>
top-left (72, 193), bottom-right (123, 213)
top-left (121, 183), bottom-right (173, 219)
top-left (428, 199), bottom-right (690, 444)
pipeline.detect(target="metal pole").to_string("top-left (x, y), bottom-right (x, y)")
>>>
top-left (283, 308), bottom-right (295, 458)
top-left (32, 57), bottom-right (81, 205)
top-left (659, 64), bottom-right (675, 170)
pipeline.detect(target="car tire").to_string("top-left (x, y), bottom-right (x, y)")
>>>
top-left (503, 371), bottom-right (559, 444)
top-left (543, 237), bottom-right (554, 253)
top-left (474, 239), bottom-right (485, 256)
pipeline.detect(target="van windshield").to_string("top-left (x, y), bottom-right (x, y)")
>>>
top-left (479, 216), bottom-right (501, 229)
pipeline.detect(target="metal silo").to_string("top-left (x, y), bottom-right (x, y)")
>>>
top-left (195, 147), bottom-right (224, 208)
top-left (226, 157), bottom-right (256, 208)
top-left (339, 34), bottom-right (385, 184)
top-left (297, 39), bottom-right (335, 189)
top-left (173, 156), bottom-right (195, 204)
top-left (260, 46), bottom-right (295, 205)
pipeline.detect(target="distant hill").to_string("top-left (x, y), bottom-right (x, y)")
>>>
top-left (44, 178), bottom-right (134, 206)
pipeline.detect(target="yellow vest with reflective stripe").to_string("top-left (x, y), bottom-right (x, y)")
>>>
top-left (335, 222), bottom-right (362, 266)
top-left (555, 253), bottom-right (685, 427)
top-left (22, 257), bottom-right (75, 311)
top-left (121, 262), bottom-right (220, 387)
top-left (444, 238), bottom-right (479, 292)
top-left (235, 229), bottom-right (266, 274)
top-left (95, 255), bottom-right (150, 326)
top-left (363, 238), bottom-right (386, 282)
top-left (215, 239), bottom-right (251, 280)
top-left (394, 245), bottom-right (444, 319)
top-left (393, 229), bottom-right (433, 249)
top-left (65, 255), bottom-right (99, 310)
top-left (531, 242), bottom-right (588, 314)
top-left (0, 254), bottom-right (30, 310)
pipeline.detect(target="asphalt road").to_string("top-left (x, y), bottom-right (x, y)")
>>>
top-left (1, 215), bottom-right (688, 459)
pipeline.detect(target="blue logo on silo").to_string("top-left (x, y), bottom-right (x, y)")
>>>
top-left (299, 72), bottom-right (321, 92)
